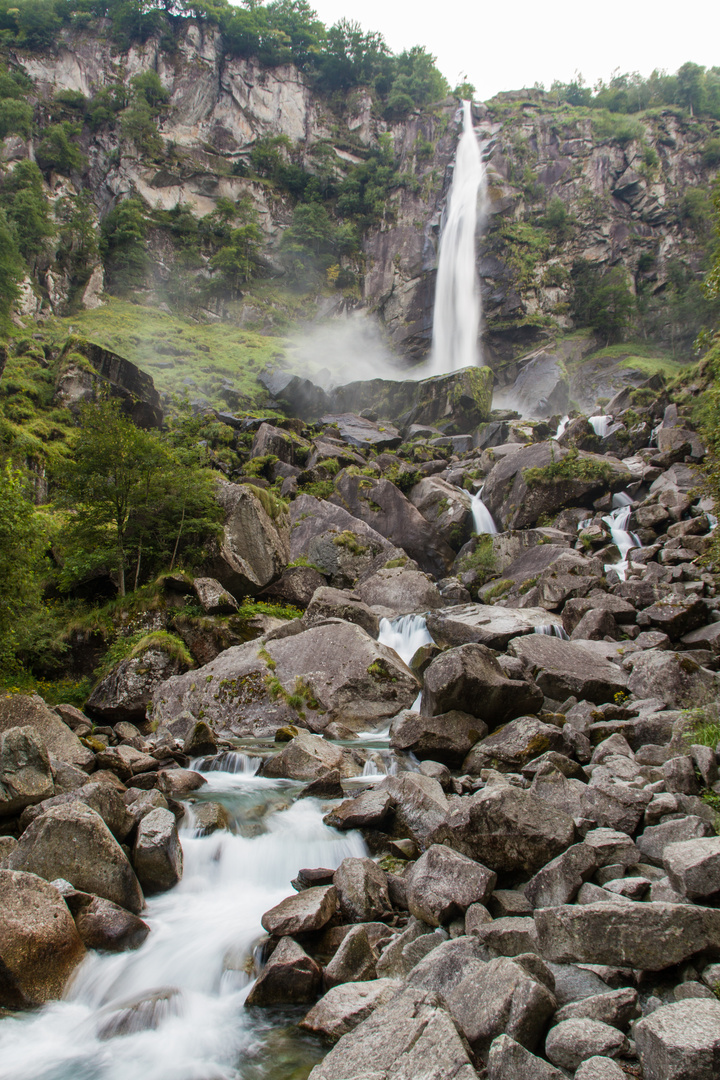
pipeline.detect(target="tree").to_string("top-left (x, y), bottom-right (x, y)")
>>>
top-left (100, 195), bottom-right (148, 292)
top-left (0, 208), bottom-right (23, 326)
top-left (0, 463), bottom-right (45, 671)
top-left (571, 261), bottom-right (635, 343)
top-left (35, 121), bottom-right (86, 175)
top-left (56, 400), bottom-right (221, 596)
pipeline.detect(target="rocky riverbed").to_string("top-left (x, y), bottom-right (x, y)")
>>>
top-left (2, 368), bottom-right (720, 1080)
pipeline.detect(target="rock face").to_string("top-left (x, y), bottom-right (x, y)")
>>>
top-left (0, 870), bottom-right (86, 1007)
top-left (55, 338), bottom-right (163, 428)
top-left (0, 726), bottom-right (54, 817)
top-left (0, 695), bottom-right (93, 771)
top-left (205, 481), bottom-right (291, 598)
top-left (8, 803), bottom-right (145, 914)
top-left (152, 622), bottom-right (419, 736)
top-left (86, 645), bottom-right (191, 723)
top-left (329, 368), bottom-right (494, 433)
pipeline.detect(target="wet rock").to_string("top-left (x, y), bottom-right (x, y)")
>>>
top-left (133, 808), bottom-right (183, 894)
top-left (300, 978), bottom-right (403, 1042)
top-left (634, 999), bottom-right (720, 1080)
top-left (389, 709), bottom-right (487, 767)
top-left (204, 481), bottom-right (290, 598)
top-left (303, 586), bottom-right (380, 636)
top-left (487, 1034), bottom-right (566, 1080)
top-left (261, 885), bottom-right (337, 936)
top-left (421, 643), bottom-right (543, 725)
top-left (324, 925), bottom-right (377, 988)
top-left (182, 720), bottom-right (218, 758)
top-left (246, 936), bottom-right (322, 1006)
top-left (261, 732), bottom-right (360, 781)
top-left (426, 604), bottom-right (563, 650)
top-left (545, 1018), bottom-right (628, 1071)
top-left (94, 745), bottom-right (159, 781)
top-left (0, 726), bottom-right (54, 817)
top-left (157, 769), bottom-right (207, 797)
top-left (306, 985), bottom-right (479, 1080)
top-left (429, 783), bottom-right (575, 874)
top-left (73, 895), bottom-right (150, 952)
top-left (406, 844), bottom-right (496, 927)
top-left (95, 987), bottom-right (182, 1040)
top-left (0, 869), bottom-right (85, 1007)
top-left (508, 635), bottom-right (628, 704)
top-left (192, 576), bottom-right (239, 615)
top-left (8, 802), bottom-right (144, 914)
top-left (534, 901), bottom-right (720, 970)
top-left (463, 716), bottom-right (565, 775)
top-left (324, 787), bottom-right (393, 830)
top-left (0, 695), bottom-right (93, 771)
top-left (334, 858), bottom-right (392, 923)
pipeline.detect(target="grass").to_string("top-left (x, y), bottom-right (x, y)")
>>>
top-left (0, 673), bottom-right (92, 708)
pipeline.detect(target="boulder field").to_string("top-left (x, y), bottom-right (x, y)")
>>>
top-left (2, 384), bottom-right (720, 1079)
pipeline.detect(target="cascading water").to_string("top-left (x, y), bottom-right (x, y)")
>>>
top-left (589, 414), bottom-right (611, 438)
top-left (534, 623), bottom-right (569, 640)
top-left (469, 489), bottom-right (498, 535)
top-left (553, 415), bottom-right (570, 440)
top-left (603, 503), bottom-right (641, 582)
top-left (426, 100), bottom-right (486, 376)
top-left (0, 761), bottom-right (366, 1080)
top-left (378, 614), bottom-right (433, 712)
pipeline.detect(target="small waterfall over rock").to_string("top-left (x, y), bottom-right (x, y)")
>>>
top-left (469, 489), bottom-right (498, 535)
top-left (553, 415), bottom-right (570, 440)
top-left (534, 623), bottom-right (569, 640)
top-left (427, 100), bottom-right (486, 376)
top-left (378, 614), bottom-right (433, 667)
top-left (603, 502), bottom-right (641, 581)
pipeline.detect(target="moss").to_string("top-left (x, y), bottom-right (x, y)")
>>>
top-left (384, 556), bottom-right (408, 569)
top-left (483, 579), bottom-right (513, 602)
top-left (367, 659), bottom-right (398, 683)
top-left (523, 447), bottom-right (615, 489)
top-left (252, 486), bottom-right (289, 521)
top-left (458, 535), bottom-right (497, 583)
top-left (332, 530), bottom-right (368, 556)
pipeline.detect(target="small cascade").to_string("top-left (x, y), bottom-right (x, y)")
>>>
top-left (603, 504), bottom-right (642, 581)
top-left (589, 414), bottom-right (611, 438)
top-left (191, 751), bottom-right (262, 775)
top-left (427, 100), bottom-right (486, 376)
top-left (553, 415), bottom-right (570, 440)
top-left (612, 491), bottom-right (633, 509)
top-left (378, 614), bottom-right (433, 667)
top-left (535, 623), bottom-right (569, 640)
top-left (469, 489), bottom-right (498, 535)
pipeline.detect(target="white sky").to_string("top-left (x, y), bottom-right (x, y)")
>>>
top-left (307, 0), bottom-right (719, 101)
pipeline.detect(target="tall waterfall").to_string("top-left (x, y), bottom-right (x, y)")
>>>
top-left (427, 100), bottom-right (486, 376)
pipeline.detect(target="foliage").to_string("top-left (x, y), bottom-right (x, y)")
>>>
top-left (523, 446), bottom-right (615, 488)
top-left (0, 464), bottom-right (48, 673)
top-left (0, 159), bottom-right (55, 264)
top-left (551, 63), bottom-right (720, 120)
top-left (35, 121), bottom-right (86, 175)
top-left (570, 260), bottom-right (635, 343)
top-left (457, 533), bottom-right (496, 584)
top-left (100, 196), bottom-right (149, 292)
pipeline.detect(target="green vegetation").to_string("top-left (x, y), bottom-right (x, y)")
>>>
top-left (548, 63), bottom-right (720, 120)
top-left (457, 534), bottom-right (497, 584)
top-left (570, 261), bottom-right (636, 344)
top-left (523, 446), bottom-right (615, 489)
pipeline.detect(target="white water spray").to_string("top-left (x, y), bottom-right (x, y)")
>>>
top-left (427, 100), bottom-right (486, 376)
top-left (553, 415), bottom-right (570, 440)
top-left (469, 489), bottom-right (498, 535)
top-left (589, 414), bottom-right (611, 438)
top-left (378, 614), bottom-right (433, 667)
top-left (534, 623), bottom-right (569, 640)
top-left (603, 503), bottom-right (641, 581)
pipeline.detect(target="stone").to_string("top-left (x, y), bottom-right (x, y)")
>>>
top-left (404, 934), bottom-right (489, 995)
top-left (156, 769), bottom-right (206, 797)
top-left (421, 643), bottom-right (543, 725)
top-left (261, 732), bottom-right (360, 781)
top-left (508, 636), bottom-right (628, 705)
top-left (192, 576), bottom-right (239, 615)
top-left (87, 645), bottom-right (190, 724)
top-left (73, 895), bottom-right (150, 952)
top-left (626, 651), bottom-right (717, 709)
top-left (474, 917), bottom-right (539, 956)
top-left (641, 595), bottom-right (709, 639)
top-left (583, 828), bottom-right (641, 867)
top-left (426, 604), bottom-right (562, 650)
top-left (324, 925), bottom-right (377, 988)
top-left (152, 622), bottom-right (419, 737)
top-left (246, 937), bottom-right (322, 1006)
top-left (663, 837), bottom-right (720, 901)
top-left (384, 773), bottom-right (449, 847)
top-left (634, 999), bottom-right (720, 1080)
top-left (321, 413), bottom-right (401, 450)
top-left (204, 481), bottom-right (290, 598)
top-left (304, 585), bottom-right (380, 636)
top-left (0, 869), bottom-right (85, 1008)
top-left (545, 1019), bottom-right (628, 1072)
top-left (262, 885), bottom-right (337, 936)
top-left (487, 1034), bottom-right (566, 1080)
top-left (535, 902), bottom-right (720, 970)
top-left (187, 800), bottom-right (230, 835)
top-left (355, 568), bottom-right (443, 616)
top-left (444, 956), bottom-right (557, 1054)
top-left (389, 710), bottom-right (487, 767)
top-left (324, 787), bottom-right (393, 830)
top-left (525, 843), bottom-right (598, 908)
top-left (637, 816), bottom-right (714, 866)
top-left (182, 720), bottom-right (218, 758)
top-left (300, 978), bottom-right (402, 1042)
top-left (0, 726), bottom-right (54, 817)
top-left (406, 844), bottom-right (496, 926)
top-left (463, 716), bottom-right (565, 774)
top-left (0, 695), bottom-right (93, 771)
top-left (334, 858), bottom-right (391, 923)
top-left (8, 803), bottom-right (144, 914)
top-left (575, 1058), bottom-right (628, 1080)
top-left (133, 808), bottom-right (183, 894)
top-left (94, 745), bottom-right (159, 781)
top-left (429, 783), bottom-right (575, 874)
top-left (19, 781), bottom-right (135, 842)
top-left (306, 985), bottom-right (479, 1080)
top-left (488, 890), bottom-right (533, 918)
top-left (554, 987), bottom-right (640, 1028)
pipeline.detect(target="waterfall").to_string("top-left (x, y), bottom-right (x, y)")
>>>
top-left (427, 100), bottom-right (486, 376)
top-left (0, 765), bottom-right (366, 1079)
top-left (469, 489), bottom-right (498, 535)
top-left (589, 414), bottom-right (611, 438)
top-left (378, 614), bottom-right (434, 667)
top-left (603, 504), bottom-right (641, 582)
top-left (553, 415), bottom-right (570, 440)
top-left (191, 751), bottom-right (261, 775)
top-left (534, 623), bottom-right (569, 640)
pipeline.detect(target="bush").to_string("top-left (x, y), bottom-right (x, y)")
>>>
top-left (570, 260), bottom-right (635, 342)
top-left (35, 121), bottom-right (86, 175)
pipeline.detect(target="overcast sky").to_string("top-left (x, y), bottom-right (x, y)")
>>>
top-left (307, 0), bottom-right (719, 100)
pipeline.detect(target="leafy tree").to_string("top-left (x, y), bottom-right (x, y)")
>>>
top-left (35, 121), bottom-right (86, 175)
top-left (0, 160), bottom-right (55, 263)
top-left (0, 463), bottom-right (45, 672)
top-left (14, 0), bottom-right (61, 49)
top-left (100, 195), bottom-right (148, 292)
top-left (0, 98), bottom-right (33, 138)
top-left (55, 400), bottom-right (221, 596)
top-left (130, 69), bottom-right (170, 111)
top-left (120, 97), bottom-right (163, 155)
top-left (571, 261), bottom-right (635, 343)
top-left (87, 84), bottom-right (127, 131)
top-left (0, 208), bottom-right (24, 325)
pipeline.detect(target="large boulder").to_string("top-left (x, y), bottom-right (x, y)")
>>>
top-left (626, 651), bottom-right (717, 708)
top-left (355, 568), bottom-right (443, 616)
top-left (463, 716), bottom-right (565, 775)
top-left (0, 869), bottom-right (85, 1007)
top-left (390, 710), bottom-right (487, 767)
top-left (246, 937), bottom-right (322, 1006)
top-left (261, 885), bottom-right (337, 936)
top-left (408, 477), bottom-right (474, 550)
top-left (8, 803), bottom-right (144, 914)
top-left (487, 1034), bottom-right (566, 1080)
top-left (306, 985), bottom-right (479, 1080)
top-left (152, 623), bottom-right (419, 736)
top-left (70, 894), bottom-right (150, 953)
top-left (429, 783), bottom-right (576, 873)
top-left (334, 858), bottom-right (392, 923)
top-left (261, 732), bottom-right (361, 781)
top-left (0, 695), bottom-right (93, 771)
top-left (0, 726), bottom-right (54, 817)
top-left (534, 902), bottom-right (720, 970)
top-left (406, 845), bottom-right (496, 926)
top-left (86, 641), bottom-right (191, 724)
top-left (483, 442), bottom-right (631, 530)
top-left (663, 837), bottom-right (720, 902)
top-left (421, 643), bottom-right (543, 725)
top-left (133, 808), bottom-right (183, 894)
top-left (507, 635), bottom-right (628, 704)
top-left (300, 978), bottom-right (403, 1042)
top-left (303, 586), bottom-right (379, 636)
top-left (19, 780), bottom-right (134, 842)
top-left (320, 413), bottom-right (402, 450)
top-left (323, 925), bottom-right (378, 988)
top-left (204, 481), bottom-right (291, 598)
top-left (289, 495), bottom-right (399, 588)
top-left (510, 350), bottom-right (570, 418)
top-left (331, 473), bottom-right (455, 579)
top-left (634, 999), bottom-right (720, 1080)
top-left (427, 604), bottom-right (562, 650)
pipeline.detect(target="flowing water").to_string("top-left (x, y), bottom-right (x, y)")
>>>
top-left (589, 414), bottom-right (611, 438)
top-left (427, 100), bottom-right (486, 376)
top-left (0, 760), bottom-right (367, 1080)
top-left (469, 489), bottom-right (498, 535)
top-left (377, 614), bottom-right (434, 713)
top-left (603, 503), bottom-right (642, 582)
top-left (534, 623), bottom-right (569, 640)
top-left (553, 415), bottom-right (570, 440)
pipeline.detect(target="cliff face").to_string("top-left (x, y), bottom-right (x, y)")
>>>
top-left (6, 24), bottom-right (719, 369)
